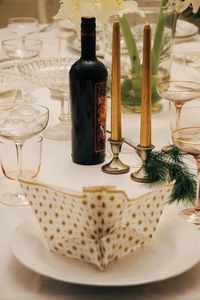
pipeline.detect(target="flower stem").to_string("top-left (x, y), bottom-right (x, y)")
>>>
top-left (119, 14), bottom-right (141, 76)
top-left (151, 0), bottom-right (175, 74)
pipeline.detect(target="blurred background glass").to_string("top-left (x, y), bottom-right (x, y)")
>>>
top-left (0, 0), bottom-right (60, 27)
top-left (0, 0), bottom-right (199, 30)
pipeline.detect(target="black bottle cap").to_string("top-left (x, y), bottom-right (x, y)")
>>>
top-left (81, 17), bottom-right (96, 32)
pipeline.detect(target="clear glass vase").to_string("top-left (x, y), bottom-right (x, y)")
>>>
top-left (104, 0), bottom-right (178, 113)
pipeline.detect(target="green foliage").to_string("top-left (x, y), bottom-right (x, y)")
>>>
top-left (144, 146), bottom-right (196, 204)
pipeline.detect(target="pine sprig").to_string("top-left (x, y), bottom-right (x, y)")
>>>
top-left (145, 151), bottom-right (169, 183)
top-left (143, 146), bottom-right (196, 204)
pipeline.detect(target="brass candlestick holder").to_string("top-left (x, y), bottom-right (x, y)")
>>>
top-left (102, 138), bottom-right (130, 174)
top-left (130, 145), bottom-right (154, 183)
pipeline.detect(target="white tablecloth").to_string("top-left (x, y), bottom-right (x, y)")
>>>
top-left (0, 23), bottom-right (200, 299)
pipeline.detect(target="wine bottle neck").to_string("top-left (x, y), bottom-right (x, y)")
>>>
top-left (81, 32), bottom-right (96, 60)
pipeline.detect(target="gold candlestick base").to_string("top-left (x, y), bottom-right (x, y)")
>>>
top-left (102, 138), bottom-right (130, 174)
top-left (130, 145), bottom-right (154, 183)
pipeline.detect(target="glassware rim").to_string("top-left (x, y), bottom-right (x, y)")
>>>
top-left (2, 38), bottom-right (43, 46)
top-left (7, 17), bottom-right (39, 24)
top-left (18, 57), bottom-right (76, 79)
top-left (172, 126), bottom-right (200, 146)
top-left (157, 80), bottom-right (200, 93)
top-left (0, 134), bottom-right (43, 146)
top-left (0, 103), bottom-right (49, 117)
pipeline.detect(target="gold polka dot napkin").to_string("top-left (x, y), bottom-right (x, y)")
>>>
top-left (19, 178), bottom-right (172, 270)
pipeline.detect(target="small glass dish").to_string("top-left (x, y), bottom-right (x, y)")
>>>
top-left (2, 38), bottom-right (43, 59)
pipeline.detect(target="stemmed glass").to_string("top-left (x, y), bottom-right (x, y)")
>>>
top-left (4, 17), bottom-right (41, 60)
top-left (172, 99), bottom-right (200, 226)
top-left (0, 103), bottom-right (49, 206)
top-left (18, 57), bottom-right (75, 140)
top-left (7, 17), bottom-right (39, 41)
top-left (157, 81), bottom-right (200, 130)
top-left (157, 80), bottom-right (200, 149)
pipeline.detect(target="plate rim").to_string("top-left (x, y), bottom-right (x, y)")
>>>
top-left (175, 20), bottom-right (199, 39)
top-left (10, 212), bottom-right (200, 287)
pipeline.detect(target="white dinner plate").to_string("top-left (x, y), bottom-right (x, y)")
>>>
top-left (175, 19), bottom-right (199, 39)
top-left (10, 212), bottom-right (200, 286)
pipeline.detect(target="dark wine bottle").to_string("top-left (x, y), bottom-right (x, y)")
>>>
top-left (69, 17), bottom-right (108, 165)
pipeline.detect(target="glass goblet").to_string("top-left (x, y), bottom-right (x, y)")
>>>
top-left (157, 80), bottom-right (200, 130)
top-left (0, 103), bottom-right (49, 206)
top-left (18, 57), bottom-right (76, 140)
top-left (157, 80), bottom-right (200, 150)
top-left (7, 17), bottom-right (39, 41)
top-left (6, 17), bottom-right (40, 60)
top-left (2, 38), bottom-right (43, 60)
top-left (172, 99), bottom-right (200, 226)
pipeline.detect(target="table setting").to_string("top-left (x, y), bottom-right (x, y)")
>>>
top-left (0, 0), bottom-right (200, 299)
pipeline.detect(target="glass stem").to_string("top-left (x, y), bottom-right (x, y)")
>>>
top-left (195, 155), bottom-right (200, 211)
top-left (175, 104), bottom-right (183, 129)
top-left (15, 142), bottom-right (24, 178)
top-left (22, 35), bottom-right (26, 48)
top-left (58, 95), bottom-right (70, 123)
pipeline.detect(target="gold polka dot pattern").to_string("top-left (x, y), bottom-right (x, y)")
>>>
top-left (19, 178), bottom-right (172, 270)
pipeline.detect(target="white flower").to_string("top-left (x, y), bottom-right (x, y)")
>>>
top-left (54, 0), bottom-right (199, 34)
top-left (54, 0), bottom-right (144, 33)
top-left (54, 0), bottom-right (94, 33)
top-left (174, 0), bottom-right (200, 13)
top-left (93, 0), bottom-right (145, 23)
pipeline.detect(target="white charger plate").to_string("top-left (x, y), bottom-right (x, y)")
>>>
top-left (175, 20), bottom-right (199, 39)
top-left (10, 212), bottom-right (200, 286)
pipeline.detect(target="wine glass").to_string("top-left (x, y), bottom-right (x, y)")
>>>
top-left (157, 81), bottom-right (200, 129)
top-left (7, 17), bottom-right (39, 40)
top-left (157, 80), bottom-right (200, 150)
top-left (6, 17), bottom-right (40, 60)
top-left (18, 57), bottom-right (76, 140)
top-left (2, 38), bottom-right (43, 60)
top-left (172, 99), bottom-right (200, 226)
top-left (0, 103), bottom-right (49, 206)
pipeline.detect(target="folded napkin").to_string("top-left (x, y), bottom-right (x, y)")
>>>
top-left (19, 178), bottom-right (172, 270)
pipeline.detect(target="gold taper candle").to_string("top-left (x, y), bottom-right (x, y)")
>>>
top-left (140, 22), bottom-right (152, 148)
top-left (111, 20), bottom-right (121, 141)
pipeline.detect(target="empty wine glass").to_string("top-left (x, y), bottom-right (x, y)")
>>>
top-left (0, 103), bottom-right (49, 206)
top-left (6, 17), bottom-right (40, 59)
top-left (2, 38), bottom-right (43, 60)
top-left (7, 17), bottom-right (39, 40)
top-left (157, 80), bottom-right (200, 150)
top-left (18, 57), bottom-right (76, 140)
top-left (172, 99), bottom-right (200, 226)
top-left (157, 80), bottom-right (200, 129)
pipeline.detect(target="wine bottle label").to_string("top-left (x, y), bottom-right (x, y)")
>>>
top-left (95, 82), bottom-right (107, 153)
